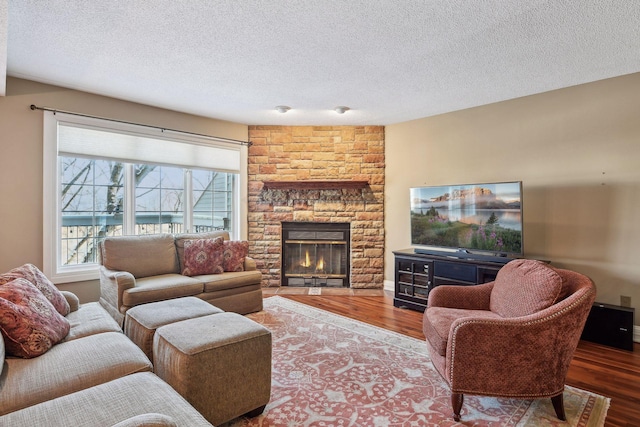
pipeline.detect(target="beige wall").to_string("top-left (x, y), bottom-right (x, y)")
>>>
top-left (386, 73), bottom-right (640, 325)
top-left (0, 77), bottom-right (247, 302)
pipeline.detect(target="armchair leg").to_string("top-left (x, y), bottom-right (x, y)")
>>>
top-left (451, 393), bottom-right (464, 421)
top-left (551, 393), bottom-right (566, 421)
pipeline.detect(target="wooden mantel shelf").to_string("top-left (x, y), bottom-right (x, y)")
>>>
top-left (262, 180), bottom-right (369, 190)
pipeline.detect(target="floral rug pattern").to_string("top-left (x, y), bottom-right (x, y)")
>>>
top-left (228, 296), bottom-right (609, 427)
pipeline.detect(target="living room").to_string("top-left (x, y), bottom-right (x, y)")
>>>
top-left (1, 2), bottom-right (640, 426)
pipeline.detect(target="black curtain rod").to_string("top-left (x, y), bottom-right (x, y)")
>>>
top-left (30, 104), bottom-right (251, 146)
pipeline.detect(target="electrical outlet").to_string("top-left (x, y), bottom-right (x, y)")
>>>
top-left (620, 295), bottom-right (631, 307)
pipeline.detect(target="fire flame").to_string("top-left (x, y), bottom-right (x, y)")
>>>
top-left (299, 250), bottom-right (325, 272)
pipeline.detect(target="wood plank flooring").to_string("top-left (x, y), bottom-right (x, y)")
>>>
top-left (265, 291), bottom-right (640, 427)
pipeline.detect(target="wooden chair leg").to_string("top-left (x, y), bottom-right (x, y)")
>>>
top-left (451, 393), bottom-right (464, 421)
top-left (551, 393), bottom-right (566, 421)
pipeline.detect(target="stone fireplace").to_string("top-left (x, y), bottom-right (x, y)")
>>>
top-left (248, 126), bottom-right (384, 289)
top-left (281, 221), bottom-right (350, 287)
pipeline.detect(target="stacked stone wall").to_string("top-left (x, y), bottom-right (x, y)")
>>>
top-left (248, 126), bottom-right (385, 288)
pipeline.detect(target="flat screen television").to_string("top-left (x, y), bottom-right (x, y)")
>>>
top-left (410, 181), bottom-right (523, 259)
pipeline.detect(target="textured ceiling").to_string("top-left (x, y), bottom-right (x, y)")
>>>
top-left (5, 1), bottom-right (640, 125)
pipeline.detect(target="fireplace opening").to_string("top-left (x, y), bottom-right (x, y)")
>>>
top-left (281, 222), bottom-right (350, 287)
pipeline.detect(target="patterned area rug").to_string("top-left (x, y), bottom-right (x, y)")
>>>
top-left (227, 296), bottom-right (609, 427)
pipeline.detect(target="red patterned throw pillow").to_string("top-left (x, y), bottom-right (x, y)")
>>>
top-left (182, 237), bottom-right (224, 276)
top-left (0, 263), bottom-right (70, 316)
top-left (0, 278), bottom-right (71, 358)
top-left (223, 240), bottom-right (249, 272)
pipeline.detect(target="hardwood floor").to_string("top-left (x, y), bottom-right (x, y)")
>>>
top-left (266, 291), bottom-right (640, 427)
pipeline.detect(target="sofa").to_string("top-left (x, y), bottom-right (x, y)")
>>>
top-left (99, 231), bottom-right (263, 326)
top-left (0, 286), bottom-right (213, 426)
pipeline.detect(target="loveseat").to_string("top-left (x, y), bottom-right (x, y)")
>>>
top-left (0, 264), bottom-right (213, 426)
top-left (99, 231), bottom-right (263, 326)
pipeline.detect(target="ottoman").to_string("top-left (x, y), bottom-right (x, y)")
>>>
top-left (153, 313), bottom-right (272, 426)
top-left (124, 297), bottom-right (223, 362)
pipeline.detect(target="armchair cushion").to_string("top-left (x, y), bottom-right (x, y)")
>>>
top-left (424, 307), bottom-right (500, 356)
top-left (490, 259), bottom-right (563, 318)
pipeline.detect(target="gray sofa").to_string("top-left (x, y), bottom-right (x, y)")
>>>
top-left (98, 231), bottom-right (263, 326)
top-left (0, 292), bottom-right (213, 426)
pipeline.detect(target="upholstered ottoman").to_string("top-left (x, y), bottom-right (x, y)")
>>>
top-left (153, 313), bottom-right (272, 426)
top-left (124, 297), bottom-right (223, 362)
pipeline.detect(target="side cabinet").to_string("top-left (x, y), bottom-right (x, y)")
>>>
top-left (393, 249), bottom-right (507, 312)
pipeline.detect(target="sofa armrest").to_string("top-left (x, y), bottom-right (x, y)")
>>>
top-left (111, 413), bottom-right (178, 427)
top-left (99, 266), bottom-right (136, 314)
top-left (244, 256), bottom-right (257, 271)
top-left (427, 281), bottom-right (493, 310)
top-left (60, 290), bottom-right (80, 312)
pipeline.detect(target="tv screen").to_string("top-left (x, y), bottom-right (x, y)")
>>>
top-left (410, 181), bottom-right (523, 257)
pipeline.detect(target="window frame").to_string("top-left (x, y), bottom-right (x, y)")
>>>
top-left (43, 111), bottom-right (248, 284)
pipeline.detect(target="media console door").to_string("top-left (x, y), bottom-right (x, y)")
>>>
top-left (393, 249), bottom-right (506, 312)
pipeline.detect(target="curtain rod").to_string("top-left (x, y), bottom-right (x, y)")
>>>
top-left (29, 104), bottom-right (251, 146)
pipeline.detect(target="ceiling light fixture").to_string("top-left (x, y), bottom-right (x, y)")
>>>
top-left (275, 105), bottom-right (291, 113)
top-left (334, 106), bottom-right (350, 114)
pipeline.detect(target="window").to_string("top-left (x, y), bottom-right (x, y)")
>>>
top-left (44, 111), bottom-right (247, 283)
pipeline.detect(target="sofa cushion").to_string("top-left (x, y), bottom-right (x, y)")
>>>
top-left (0, 331), bottom-right (152, 416)
top-left (62, 301), bottom-right (122, 342)
top-left (0, 372), bottom-right (212, 426)
top-left (0, 278), bottom-right (70, 358)
top-left (0, 263), bottom-right (70, 315)
top-left (122, 274), bottom-right (204, 307)
top-left (182, 237), bottom-right (224, 276)
top-left (490, 259), bottom-right (564, 318)
top-left (101, 234), bottom-right (179, 278)
top-left (223, 240), bottom-right (249, 272)
top-left (199, 269), bottom-right (263, 292)
top-left (174, 230), bottom-right (229, 271)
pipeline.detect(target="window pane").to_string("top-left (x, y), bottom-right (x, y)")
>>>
top-left (60, 157), bottom-right (124, 266)
top-left (192, 169), bottom-right (236, 233)
top-left (135, 164), bottom-right (184, 235)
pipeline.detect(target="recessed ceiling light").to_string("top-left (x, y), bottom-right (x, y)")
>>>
top-left (275, 105), bottom-right (291, 113)
top-left (334, 106), bottom-right (350, 114)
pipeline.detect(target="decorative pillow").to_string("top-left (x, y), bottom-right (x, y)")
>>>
top-left (490, 259), bottom-right (563, 318)
top-left (0, 263), bottom-right (70, 316)
top-left (223, 240), bottom-right (249, 272)
top-left (0, 278), bottom-right (71, 358)
top-left (181, 237), bottom-right (224, 276)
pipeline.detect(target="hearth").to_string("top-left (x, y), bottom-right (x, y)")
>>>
top-left (281, 222), bottom-right (350, 287)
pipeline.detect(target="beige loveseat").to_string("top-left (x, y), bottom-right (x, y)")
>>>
top-left (99, 231), bottom-right (263, 326)
top-left (0, 291), bottom-right (213, 426)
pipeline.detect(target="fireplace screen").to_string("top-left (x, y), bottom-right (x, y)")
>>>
top-left (281, 222), bottom-right (350, 287)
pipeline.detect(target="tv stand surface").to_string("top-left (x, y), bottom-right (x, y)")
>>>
top-left (413, 247), bottom-right (515, 265)
top-left (393, 248), bottom-right (516, 312)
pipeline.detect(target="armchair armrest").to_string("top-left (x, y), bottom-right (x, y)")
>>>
top-left (427, 282), bottom-right (494, 310)
top-left (99, 266), bottom-right (136, 314)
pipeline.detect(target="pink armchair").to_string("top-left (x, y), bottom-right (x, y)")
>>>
top-left (422, 259), bottom-right (596, 422)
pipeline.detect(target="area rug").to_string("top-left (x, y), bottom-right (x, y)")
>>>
top-left (227, 296), bottom-right (609, 427)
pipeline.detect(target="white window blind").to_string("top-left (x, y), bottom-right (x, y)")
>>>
top-left (58, 122), bottom-right (241, 173)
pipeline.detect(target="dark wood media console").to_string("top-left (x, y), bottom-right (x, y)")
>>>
top-left (393, 248), bottom-right (514, 312)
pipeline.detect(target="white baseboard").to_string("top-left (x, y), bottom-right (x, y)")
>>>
top-left (635, 326), bottom-right (640, 343)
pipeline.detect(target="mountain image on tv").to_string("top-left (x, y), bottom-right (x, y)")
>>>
top-left (410, 182), bottom-right (523, 255)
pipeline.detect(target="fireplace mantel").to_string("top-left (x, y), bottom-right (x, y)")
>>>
top-left (262, 180), bottom-right (369, 190)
